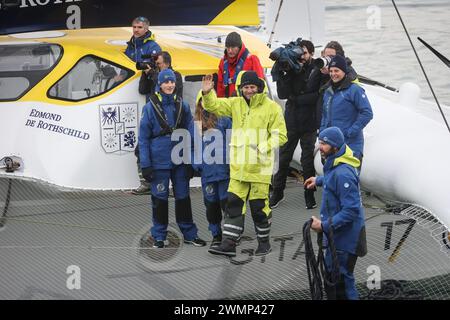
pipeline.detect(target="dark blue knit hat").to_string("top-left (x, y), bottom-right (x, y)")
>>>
top-left (319, 127), bottom-right (345, 149)
top-left (158, 69), bottom-right (176, 86)
top-left (240, 71), bottom-right (263, 88)
top-left (329, 54), bottom-right (348, 74)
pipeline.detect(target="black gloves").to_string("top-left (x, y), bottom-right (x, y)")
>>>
top-left (186, 165), bottom-right (195, 179)
top-left (186, 165), bottom-right (200, 179)
top-left (142, 167), bottom-right (153, 183)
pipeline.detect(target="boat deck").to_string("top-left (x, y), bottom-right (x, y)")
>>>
top-left (0, 177), bottom-right (449, 299)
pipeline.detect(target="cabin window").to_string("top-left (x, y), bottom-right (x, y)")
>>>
top-left (48, 55), bottom-right (133, 101)
top-left (0, 43), bottom-right (62, 101)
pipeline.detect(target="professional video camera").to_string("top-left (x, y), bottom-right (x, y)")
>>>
top-left (269, 38), bottom-right (304, 81)
top-left (136, 53), bottom-right (157, 70)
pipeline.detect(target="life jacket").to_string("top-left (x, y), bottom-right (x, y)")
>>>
top-left (223, 48), bottom-right (249, 97)
top-left (148, 94), bottom-right (183, 137)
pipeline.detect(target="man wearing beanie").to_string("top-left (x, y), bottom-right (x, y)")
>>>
top-left (304, 127), bottom-right (367, 300)
top-left (139, 68), bottom-right (206, 249)
top-left (217, 31), bottom-right (264, 97)
top-left (320, 54), bottom-right (373, 165)
top-left (201, 71), bottom-right (287, 257)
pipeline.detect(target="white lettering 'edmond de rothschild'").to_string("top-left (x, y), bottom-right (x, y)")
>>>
top-left (18, 0), bottom-right (82, 29)
top-left (19, 0), bottom-right (81, 8)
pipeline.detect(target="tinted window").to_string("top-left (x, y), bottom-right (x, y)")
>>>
top-left (0, 77), bottom-right (29, 100)
top-left (48, 55), bottom-right (133, 101)
top-left (0, 43), bottom-right (62, 100)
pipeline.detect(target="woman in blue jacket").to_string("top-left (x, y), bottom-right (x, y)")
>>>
top-left (189, 92), bottom-right (232, 247)
top-left (139, 69), bottom-right (206, 248)
top-left (320, 55), bottom-right (373, 161)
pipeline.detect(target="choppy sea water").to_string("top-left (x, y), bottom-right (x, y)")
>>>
top-left (325, 0), bottom-right (450, 107)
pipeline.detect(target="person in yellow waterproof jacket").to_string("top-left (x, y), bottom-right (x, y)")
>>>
top-left (201, 71), bottom-right (287, 257)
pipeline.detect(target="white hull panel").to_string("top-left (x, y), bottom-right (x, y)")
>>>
top-left (1, 79), bottom-right (145, 190)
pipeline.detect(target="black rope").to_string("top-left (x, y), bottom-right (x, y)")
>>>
top-left (267, 0), bottom-right (284, 47)
top-left (303, 219), bottom-right (323, 300)
top-left (418, 37), bottom-right (450, 68)
top-left (391, 0), bottom-right (450, 134)
top-left (0, 178), bottom-right (13, 228)
top-left (319, 219), bottom-right (340, 299)
top-left (302, 218), bottom-right (340, 300)
top-left (362, 280), bottom-right (423, 300)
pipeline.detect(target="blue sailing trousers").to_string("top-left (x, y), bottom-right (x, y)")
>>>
top-left (325, 249), bottom-right (359, 300)
top-left (201, 179), bottom-right (229, 237)
top-left (150, 166), bottom-right (198, 241)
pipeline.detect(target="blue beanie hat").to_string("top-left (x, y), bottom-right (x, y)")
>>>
top-left (319, 127), bottom-right (345, 149)
top-left (329, 54), bottom-right (347, 74)
top-left (158, 69), bottom-right (176, 87)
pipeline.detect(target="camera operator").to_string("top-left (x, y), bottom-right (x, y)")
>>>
top-left (270, 39), bottom-right (322, 210)
top-left (138, 51), bottom-right (183, 101)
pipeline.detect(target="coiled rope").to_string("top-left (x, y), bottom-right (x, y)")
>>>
top-left (302, 218), bottom-right (340, 300)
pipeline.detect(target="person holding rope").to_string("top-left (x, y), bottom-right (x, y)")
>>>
top-left (304, 127), bottom-right (367, 300)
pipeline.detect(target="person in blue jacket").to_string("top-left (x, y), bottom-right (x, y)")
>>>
top-left (304, 127), bottom-right (367, 300)
top-left (189, 92), bottom-right (232, 248)
top-left (139, 69), bottom-right (206, 248)
top-left (320, 54), bottom-right (373, 162)
top-left (125, 16), bottom-right (161, 62)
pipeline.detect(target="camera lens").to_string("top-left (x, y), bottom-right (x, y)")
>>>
top-left (314, 57), bottom-right (331, 69)
top-left (314, 57), bottom-right (326, 68)
top-left (136, 62), bottom-right (148, 70)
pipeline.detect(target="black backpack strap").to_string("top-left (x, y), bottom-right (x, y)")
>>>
top-left (173, 97), bottom-right (184, 129)
top-left (149, 95), bottom-right (172, 137)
